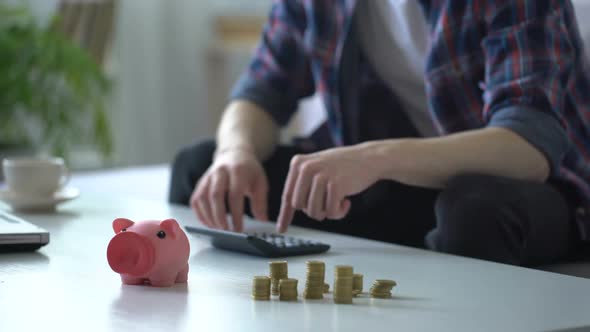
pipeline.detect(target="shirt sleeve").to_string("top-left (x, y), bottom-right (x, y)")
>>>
top-left (482, 0), bottom-right (574, 174)
top-left (229, 0), bottom-right (315, 127)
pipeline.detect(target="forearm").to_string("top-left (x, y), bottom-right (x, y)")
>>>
top-left (216, 100), bottom-right (280, 161)
top-left (370, 127), bottom-right (550, 188)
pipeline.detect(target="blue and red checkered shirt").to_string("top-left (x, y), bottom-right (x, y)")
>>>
top-left (231, 0), bottom-right (590, 238)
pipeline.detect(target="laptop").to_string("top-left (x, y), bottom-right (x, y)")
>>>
top-left (0, 211), bottom-right (49, 252)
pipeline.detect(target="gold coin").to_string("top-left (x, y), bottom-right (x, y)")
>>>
top-left (270, 261), bottom-right (288, 265)
top-left (303, 292), bottom-right (323, 299)
top-left (374, 279), bottom-right (396, 286)
top-left (279, 278), bottom-right (298, 284)
top-left (269, 261), bottom-right (288, 274)
top-left (333, 297), bottom-right (353, 304)
top-left (370, 285), bottom-right (393, 289)
top-left (334, 265), bottom-right (353, 276)
top-left (353, 274), bottom-right (363, 291)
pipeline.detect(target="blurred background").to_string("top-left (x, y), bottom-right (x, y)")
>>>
top-left (1, 0), bottom-right (325, 172)
top-left (3, 0), bottom-right (590, 173)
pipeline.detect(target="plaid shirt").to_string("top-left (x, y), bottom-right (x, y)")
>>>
top-left (231, 0), bottom-right (590, 238)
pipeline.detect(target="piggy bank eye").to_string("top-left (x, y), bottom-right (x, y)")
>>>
top-left (157, 231), bottom-right (166, 239)
top-left (121, 228), bottom-right (127, 232)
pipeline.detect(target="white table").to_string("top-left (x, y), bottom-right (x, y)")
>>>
top-left (1, 193), bottom-right (590, 332)
top-left (69, 165), bottom-right (590, 279)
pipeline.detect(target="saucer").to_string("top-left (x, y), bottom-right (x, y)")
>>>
top-left (0, 187), bottom-right (80, 212)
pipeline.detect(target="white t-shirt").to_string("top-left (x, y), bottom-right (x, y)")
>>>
top-left (356, 0), bottom-right (437, 137)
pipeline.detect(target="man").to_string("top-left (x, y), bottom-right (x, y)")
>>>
top-left (170, 0), bottom-right (590, 266)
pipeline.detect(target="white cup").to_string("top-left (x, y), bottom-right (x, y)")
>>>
top-left (2, 157), bottom-right (69, 196)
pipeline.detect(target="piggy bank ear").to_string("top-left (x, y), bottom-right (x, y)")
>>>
top-left (113, 218), bottom-right (135, 233)
top-left (160, 218), bottom-right (180, 239)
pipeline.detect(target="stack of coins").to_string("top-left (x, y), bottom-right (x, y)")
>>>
top-left (323, 282), bottom-right (330, 293)
top-left (333, 265), bottom-right (354, 304)
top-left (369, 279), bottom-right (397, 298)
top-left (278, 278), bottom-right (298, 301)
top-left (269, 261), bottom-right (288, 296)
top-left (303, 260), bottom-right (325, 299)
top-left (251, 276), bottom-right (271, 301)
top-left (352, 273), bottom-right (363, 297)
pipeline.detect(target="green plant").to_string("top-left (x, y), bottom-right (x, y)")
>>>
top-left (0, 3), bottom-right (112, 160)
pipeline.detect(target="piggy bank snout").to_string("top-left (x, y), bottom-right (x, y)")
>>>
top-left (107, 232), bottom-right (155, 277)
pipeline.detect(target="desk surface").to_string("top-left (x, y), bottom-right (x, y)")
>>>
top-left (1, 194), bottom-right (589, 332)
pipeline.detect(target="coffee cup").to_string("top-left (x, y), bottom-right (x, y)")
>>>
top-left (2, 157), bottom-right (69, 196)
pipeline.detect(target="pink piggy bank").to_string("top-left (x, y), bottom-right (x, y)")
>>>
top-left (107, 218), bottom-right (190, 287)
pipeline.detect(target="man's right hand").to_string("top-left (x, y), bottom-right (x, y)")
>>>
top-left (190, 148), bottom-right (269, 232)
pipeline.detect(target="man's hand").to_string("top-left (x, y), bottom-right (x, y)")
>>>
top-left (191, 148), bottom-right (269, 232)
top-left (276, 144), bottom-right (381, 233)
top-left (275, 126), bottom-right (551, 233)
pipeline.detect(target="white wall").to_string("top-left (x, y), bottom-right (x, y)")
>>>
top-left (109, 0), bottom-right (270, 167)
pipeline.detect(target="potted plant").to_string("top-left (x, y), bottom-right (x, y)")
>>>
top-left (0, 3), bottom-right (112, 162)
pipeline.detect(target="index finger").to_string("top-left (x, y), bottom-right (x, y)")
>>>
top-left (276, 162), bottom-right (299, 233)
top-left (277, 202), bottom-right (295, 233)
top-left (228, 171), bottom-right (246, 232)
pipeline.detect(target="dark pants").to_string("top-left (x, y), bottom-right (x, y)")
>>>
top-left (169, 140), bottom-right (579, 267)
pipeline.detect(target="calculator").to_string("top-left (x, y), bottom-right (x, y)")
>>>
top-left (184, 226), bottom-right (330, 257)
